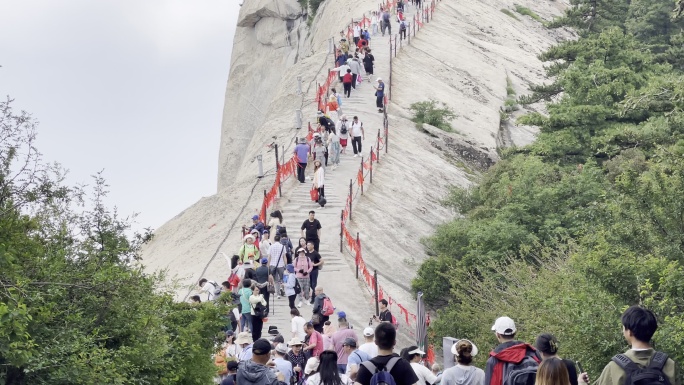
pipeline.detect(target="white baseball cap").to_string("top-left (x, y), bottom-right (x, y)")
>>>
top-left (363, 327), bottom-right (375, 337)
top-left (491, 316), bottom-right (516, 336)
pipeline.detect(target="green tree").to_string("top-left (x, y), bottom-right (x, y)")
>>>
top-left (0, 99), bottom-right (228, 385)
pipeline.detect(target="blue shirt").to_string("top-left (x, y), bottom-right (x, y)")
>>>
top-left (346, 349), bottom-right (371, 374)
top-left (274, 357), bottom-right (293, 383)
top-left (294, 143), bottom-right (310, 163)
top-left (376, 82), bottom-right (385, 97)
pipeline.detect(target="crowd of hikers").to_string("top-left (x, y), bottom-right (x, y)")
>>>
top-left (189, 2), bottom-right (678, 385)
top-left (206, 304), bottom-right (676, 385)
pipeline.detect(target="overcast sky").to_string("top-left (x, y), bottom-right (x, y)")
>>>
top-left (0, 0), bottom-right (240, 231)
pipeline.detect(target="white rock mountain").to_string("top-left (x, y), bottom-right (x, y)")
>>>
top-left (141, 0), bottom-right (571, 325)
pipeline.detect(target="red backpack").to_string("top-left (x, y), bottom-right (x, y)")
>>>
top-left (322, 297), bottom-right (335, 316)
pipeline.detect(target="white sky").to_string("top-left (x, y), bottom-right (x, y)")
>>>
top-left (0, 0), bottom-right (241, 231)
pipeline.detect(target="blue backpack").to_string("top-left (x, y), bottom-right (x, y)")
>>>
top-left (362, 357), bottom-right (401, 385)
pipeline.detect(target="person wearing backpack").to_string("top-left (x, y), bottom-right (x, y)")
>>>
top-left (484, 317), bottom-right (540, 385)
top-left (311, 287), bottom-right (333, 333)
top-left (337, 116), bottom-right (350, 154)
top-left (381, 10), bottom-right (391, 36)
top-left (344, 337), bottom-right (371, 378)
top-left (294, 248), bottom-right (314, 307)
top-left (355, 322), bottom-right (419, 385)
top-left (591, 306), bottom-right (676, 385)
top-left (198, 277), bottom-right (222, 301)
top-left (249, 285), bottom-right (268, 341)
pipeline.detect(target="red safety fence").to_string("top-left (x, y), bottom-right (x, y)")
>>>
top-left (249, 0), bottom-right (441, 361)
top-left (333, 0), bottom-right (441, 364)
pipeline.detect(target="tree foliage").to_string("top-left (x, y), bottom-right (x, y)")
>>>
top-left (415, 0), bottom-right (684, 370)
top-left (0, 99), bottom-right (228, 384)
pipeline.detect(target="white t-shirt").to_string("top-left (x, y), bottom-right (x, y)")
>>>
top-left (351, 121), bottom-right (363, 137)
top-left (354, 25), bottom-right (361, 38)
top-left (291, 316), bottom-right (307, 341)
top-left (358, 342), bottom-right (379, 358)
top-left (202, 281), bottom-right (218, 301)
top-left (411, 362), bottom-right (438, 385)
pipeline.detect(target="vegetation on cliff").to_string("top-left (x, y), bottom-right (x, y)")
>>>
top-left (414, 0), bottom-right (684, 372)
top-left (0, 99), bottom-right (228, 384)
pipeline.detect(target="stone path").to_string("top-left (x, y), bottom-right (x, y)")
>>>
top-left (260, 4), bottom-right (415, 343)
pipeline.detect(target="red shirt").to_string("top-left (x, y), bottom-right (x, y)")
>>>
top-left (343, 73), bottom-right (353, 83)
top-left (308, 331), bottom-right (324, 357)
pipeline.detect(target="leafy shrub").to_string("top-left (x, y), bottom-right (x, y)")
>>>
top-left (409, 100), bottom-right (456, 132)
top-left (514, 5), bottom-right (544, 23)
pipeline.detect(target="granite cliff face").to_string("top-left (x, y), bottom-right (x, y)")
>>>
top-left (217, 0), bottom-right (307, 191)
top-left (141, 0), bottom-right (571, 311)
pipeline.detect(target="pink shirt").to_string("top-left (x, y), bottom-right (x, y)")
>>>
top-left (294, 255), bottom-right (313, 278)
top-left (331, 328), bottom-right (358, 364)
top-left (309, 331), bottom-right (324, 358)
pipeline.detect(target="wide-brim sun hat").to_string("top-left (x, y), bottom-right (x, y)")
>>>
top-left (288, 337), bottom-right (303, 346)
top-left (236, 331), bottom-right (253, 345)
top-left (244, 234), bottom-right (255, 241)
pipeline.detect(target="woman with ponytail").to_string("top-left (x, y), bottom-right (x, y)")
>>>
top-left (534, 333), bottom-right (585, 385)
top-left (441, 339), bottom-right (485, 385)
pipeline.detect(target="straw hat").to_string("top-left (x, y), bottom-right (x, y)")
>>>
top-left (288, 337), bottom-right (303, 346)
top-left (244, 234), bottom-right (255, 241)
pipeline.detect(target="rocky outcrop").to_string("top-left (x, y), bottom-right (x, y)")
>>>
top-left (217, 0), bottom-right (307, 192)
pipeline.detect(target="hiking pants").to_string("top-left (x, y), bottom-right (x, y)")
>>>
top-left (352, 136), bottom-right (362, 154)
top-left (241, 313), bottom-right (252, 332)
top-left (297, 162), bottom-right (307, 183)
top-left (382, 21), bottom-right (391, 35)
top-left (297, 278), bottom-right (311, 301)
top-left (269, 266), bottom-right (285, 294)
top-left (318, 186), bottom-right (325, 206)
top-left (376, 95), bottom-right (384, 109)
top-left (251, 315), bottom-right (263, 341)
top-left (372, 24), bottom-right (378, 35)
top-left (400, 28), bottom-right (406, 40)
top-left (309, 269), bottom-right (319, 303)
top-left (288, 294), bottom-right (297, 309)
top-left (352, 74), bottom-right (357, 89)
top-left (343, 82), bottom-right (352, 97)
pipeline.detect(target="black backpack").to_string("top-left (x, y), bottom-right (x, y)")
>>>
top-left (612, 352), bottom-right (671, 385)
top-left (502, 346), bottom-right (540, 385)
top-left (252, 301), bottom-right (269, 319)
top-left (340, 122), bottom-right (348, 135)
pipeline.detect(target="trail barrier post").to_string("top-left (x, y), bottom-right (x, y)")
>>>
top-left (369, 147), bottom-right (373, 184)
top-left (356, 232), bottom-right (361, 278)
top-left (374, 270), bottom-right (380, 315)
top-left (377, 129), bottom-right (381, 162)
top-left (360, 156), bottom-right (364, 195)
top-left (296, 109), bottom-right (302, 129)
top-left (297, 76), bottom-right (302, 95)
top-left (340, 210), bottom-right (344, 252)
top-left (394, 35), bottom-right (397, 57)
top-left (349, 179), bottom-right (353, 220)
top-left (275, 144), bottom-right (282, 197)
